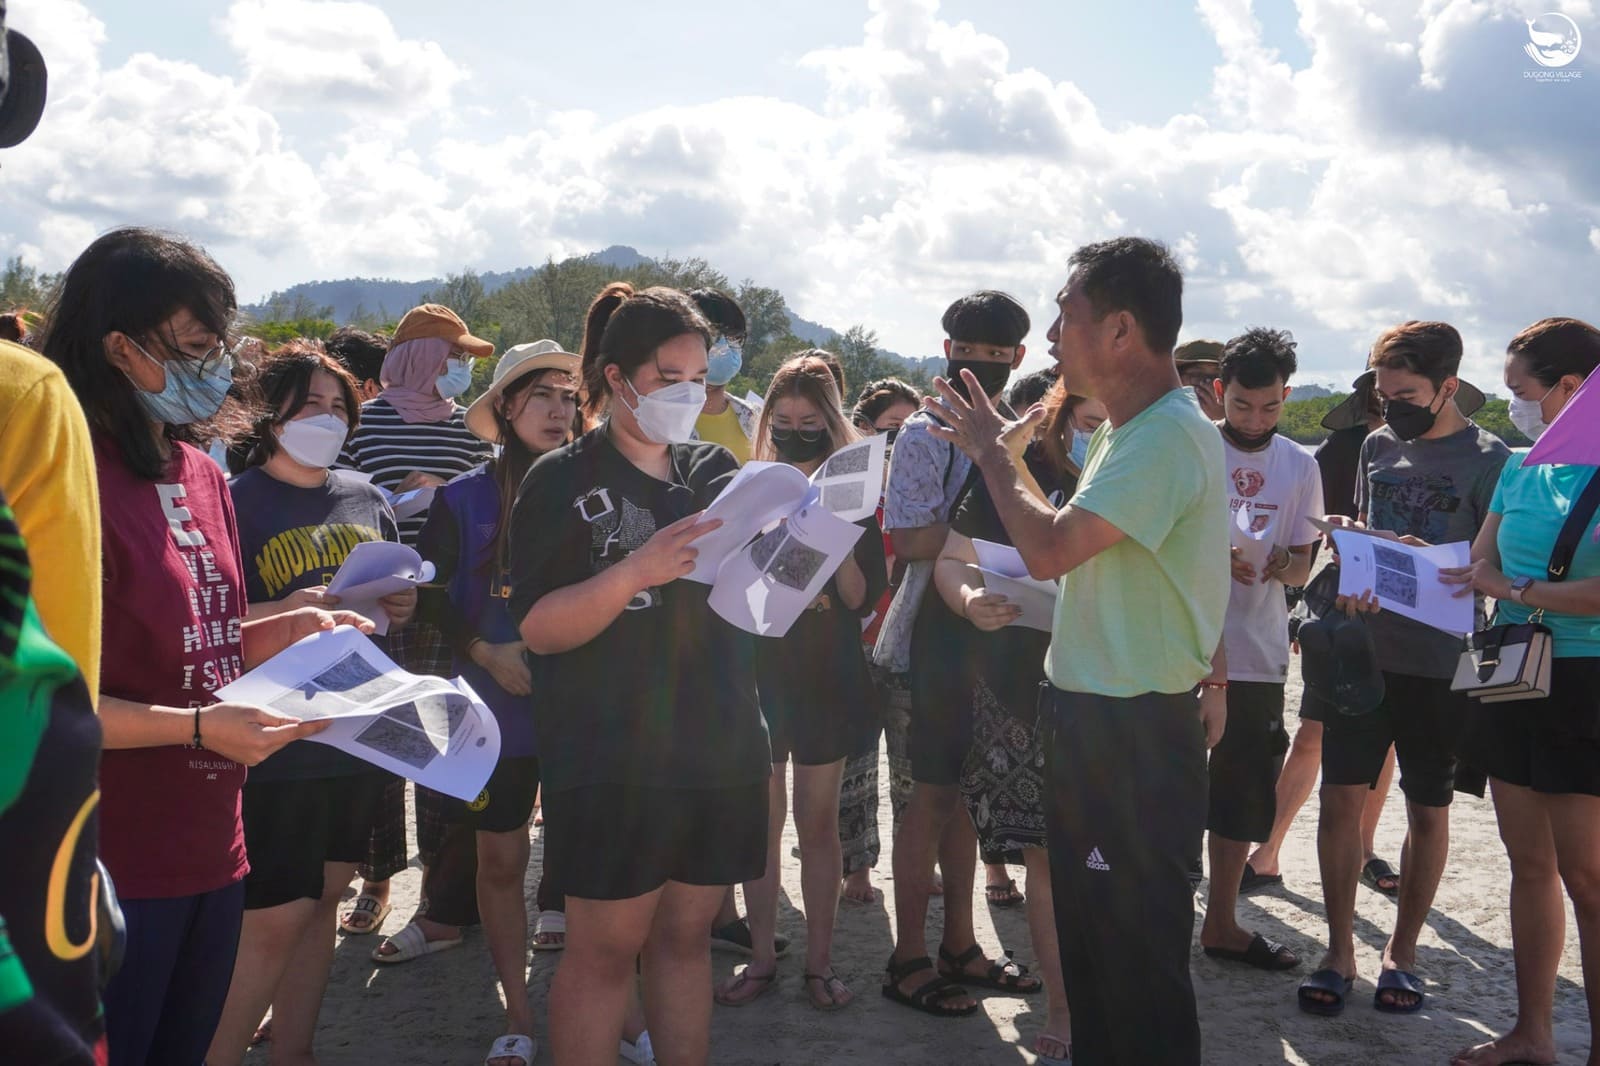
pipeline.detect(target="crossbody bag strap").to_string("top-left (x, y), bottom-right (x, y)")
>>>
top-left (1547, 468), bottom-right (1600, 583)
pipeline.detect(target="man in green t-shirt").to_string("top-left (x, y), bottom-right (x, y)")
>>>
top-left (927, 237), bottom-right (1229, 1066)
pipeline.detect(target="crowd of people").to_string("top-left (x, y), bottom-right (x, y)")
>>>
top-left (0, 225), bottom-right (1598, 1066)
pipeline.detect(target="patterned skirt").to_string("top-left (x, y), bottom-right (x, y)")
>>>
top-left (958, 677), bottom-right (1048, 855)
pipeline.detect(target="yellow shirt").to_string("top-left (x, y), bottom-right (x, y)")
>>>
top-left (0, 342), bottom-right (102, 702)
top-left (695, 404), bottom-right (752, 465)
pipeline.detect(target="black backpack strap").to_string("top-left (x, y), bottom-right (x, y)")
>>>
top-left (1548, 469), bottom-right (1600, 582)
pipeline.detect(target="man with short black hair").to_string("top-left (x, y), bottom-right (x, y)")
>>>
top-left (928, 238), bottom-right (1228, 1063)
top-left (324, 327), bottom-right (388, 402)
top-left (1198, 328), bottom-right (1322, 974)
top-left (688, 288), bottom-right (759, 465)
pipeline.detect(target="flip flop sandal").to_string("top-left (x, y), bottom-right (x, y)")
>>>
top-left (714, 967), bottom-right (779, 1007)
top-left (339, 893), bottom-right (391, 936)
top-left (1203, 933), bottom-right (1300, 972)
top-left (803, 971), bottom-right (855, 1012)
top-left (371, 921), bottom-right (463, 965)
top-left (937, 944), bottom-right (1042, 994)
top-left (1298, 968), bottom-right (1355, 1016)
top-left (532, 910), bottom-right (566, 951)
top-left (1374, 969), bottom-right (1427, 1013)
top-left (1362, 857), bottom-right (1401, 897)
top-left (483, 1033), bottom-right (536, 1066)
top-left (709, 918), bottom-right (790, 959)
top-left (1239, 863), bottom-right (1284, 894)
top-left (880, 956), bottom-right (978, 1018)
top-left (619, 1031), bottom-right (655, 1066)
top-left (1034, 1034), bottom-right (1073, 1066)
top-left (984, 878), bottom-right (1025, 907)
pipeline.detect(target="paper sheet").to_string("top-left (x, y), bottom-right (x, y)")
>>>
top-left (971, 539), bottom-right (1059, 633)
top-left (326, 541), bottom-right (436, 635)
top-left (217, 626), bottom-right (500, 800)
top-left (684, 461), bottom-right (812, 585)
top-left (336, 469), bottom-right (374, 484)
top-left (1331, 530), bottom-right (1474, 635)
top-left (743, 391), bottom-right (765, 412)
top-left (708, 501), bottom-right (865, 637)
top-left (385, 486), bottom-right (436, 521)
top-left (806, 433), bottom-right (887, 524)
top-left (1231, 502), bottom-right (1276, 572)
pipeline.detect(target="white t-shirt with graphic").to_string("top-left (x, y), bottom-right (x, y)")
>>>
top-left (1221, 433), bottom-right (1324, 683)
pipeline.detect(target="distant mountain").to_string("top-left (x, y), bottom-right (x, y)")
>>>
top-left (1293, 383), bottom-right (1334, 401)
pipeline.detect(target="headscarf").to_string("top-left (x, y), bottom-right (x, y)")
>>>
top-left (380, 336), bottom-right (456, 424)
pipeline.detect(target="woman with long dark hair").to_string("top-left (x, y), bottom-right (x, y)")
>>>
top-left (509, 283), bottom-right (771, 1065)
top-left (41, 227), bottom-right (371, 1066)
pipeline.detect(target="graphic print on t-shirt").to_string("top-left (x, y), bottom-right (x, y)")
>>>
top-left (575, 487), bottom-right (661, 610)
top-left (1229, 463), bottom-right (1280, 534)
top-left (253, 522), bottom-right (388, 598)
top-left (1368, 472), bottom-right (1460, 543)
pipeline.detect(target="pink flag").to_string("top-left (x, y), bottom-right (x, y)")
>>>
top-left (1525, 371), bottom-right (1600, 466)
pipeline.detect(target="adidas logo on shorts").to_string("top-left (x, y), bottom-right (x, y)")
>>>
top-left (1085, 847), bottom-right (1111, 872)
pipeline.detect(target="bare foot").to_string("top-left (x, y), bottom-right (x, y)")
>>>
top-left (1035, 1032), bottom-right (1072, 1063)
top-left (841, 867), bottom-right (876, 904)
top-left (1302, 952), bottom-right (1356, 1009)
top-left (1451, 1030), bottom-right (1558, 1066)
top-left (1378, 941), bottom-right (1422, 1011)
top-left (373, 915), bottom-right (461, 958)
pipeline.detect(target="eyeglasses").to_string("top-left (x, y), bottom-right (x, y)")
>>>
top-left (155, 333), bottom-right (236, 376)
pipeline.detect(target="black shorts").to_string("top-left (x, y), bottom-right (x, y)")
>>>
top-left (1207, 682), bottom-right (1289, 841)
top-left (1460, 658), bottom-right (1600, 797)
top-left (464, 756), bottom-right (541, 834)
top-left (1297, 688), bottom-right (1329, 723)
top-left (542, 781), bottom-right (769, 901)
top-left (242, 772), bottom-right (392, 909)
top-left (1321, 672), bottom-right (1467, 808)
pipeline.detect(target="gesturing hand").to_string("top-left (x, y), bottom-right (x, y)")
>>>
top-left (199, 702), bottom-right (331, 766)
top-left (622, 512), bottom-right (724, 590)
top-left (923, 370), bottom-right (1046, 467)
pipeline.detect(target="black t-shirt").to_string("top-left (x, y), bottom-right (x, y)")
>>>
top-left (508, 427), bottom-right (771, 793)
top-left (756, 512), bottom-right (888, 723)
top-left (946, 446), bottom-right (1079, 716)
top-left (228, 466), bottom-right (400, 781)
top-left (1314, 425), bottom-right (1369, 520)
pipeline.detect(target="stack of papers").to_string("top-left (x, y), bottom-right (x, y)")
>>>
top-left (327, 541), bottom-right (436, 635)
top-left (971, 539), bottom-right (1058, 633)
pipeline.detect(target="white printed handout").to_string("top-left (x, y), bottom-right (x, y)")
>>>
top-left (682, 435), bottom-right (886, 636)
top-left (326, 541), bottom-right (437, 635)
top-left (707, 500), bottom-right (865, 637)
top-left (217, 626), bottom-right (500, 801)
top-left (971, 539), bottom-right (1058, 633)
top-left (385, 485), bottom-right (437, 521)
top-left (1331, 530), bottom-right (1474, 635)
top-left (1231, 502), bottom-right (1277, 572)
top-left (743, 390), bottom-right (765, 412)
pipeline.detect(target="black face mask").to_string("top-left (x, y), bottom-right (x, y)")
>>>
top-left (946, 360), bottom-right (1011, 402)
top-left (1221, 420), bottom-right (1277, 451)
top-left (881, 427), bottom-right (900, 451)
top-left (771, 427), bottom-right (829, 463)
top-left (1382, 394), bottom-right (1442, 442)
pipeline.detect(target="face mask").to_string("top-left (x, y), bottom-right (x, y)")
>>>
top-left (1382, 393), bottom-right (1443, 442)
top-left (436, 357), bottom-right (474, 400)
top-left (945, 360), bottom-right (1011, 402)
top-left (1068, 428), bottom-right (1093, 469)
top-left (622, 377), bottom-right (706, 444)
top-left (881, 427), bottom-right (901, 451)
top-left (126, 338), bottom-right (233, 425)
top-left (1508, 385), bottom-right (1557, 442)
top-left (771, 427), bottom-right (829, 464)
top-left (706, 337), bottom-right (743, 387)
top-left (1222, 420), bottom-right (1277, 451)
top-left (278, 412), bottom-right (349, 469)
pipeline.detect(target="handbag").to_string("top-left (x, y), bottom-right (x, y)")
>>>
top-left (1452, 468), bottom-right (1600, 702)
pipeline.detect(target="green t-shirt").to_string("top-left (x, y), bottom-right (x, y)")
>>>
top-left (1045, 388), bottom-right (1230, 697)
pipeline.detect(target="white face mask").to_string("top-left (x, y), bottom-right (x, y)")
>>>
top-left (436, 357), bottom-right (474, 400)
top-left (1508, 384), bottom-right (1556, 442)
top-left (278, 412), bottom-right (349, 469)
top-left (621, 377), bottom-right (706, 444)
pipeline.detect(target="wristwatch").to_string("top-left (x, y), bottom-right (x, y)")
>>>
top-left (1510, 576), bottom-right (1535, 605)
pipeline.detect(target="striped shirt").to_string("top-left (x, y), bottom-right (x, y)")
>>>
top-left (338, 397), bottom-right (492, 546)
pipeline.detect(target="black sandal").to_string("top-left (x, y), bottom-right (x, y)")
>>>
top-left (937, 944), bottom-right (1042, 994)
top-left (984, 877), bottom-right (1025, 907)
top-left (881, 956), bottom-right (978, 1017)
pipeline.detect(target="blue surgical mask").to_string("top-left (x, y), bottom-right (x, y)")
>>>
top-left (1069, 428), bottom-right (1093, 470)
top-left (706, 337), bottom-right (743, 387)
top-left (126, 338), bottom-right (233, 425)
top-left (436, 357), bottom-right (474, 400)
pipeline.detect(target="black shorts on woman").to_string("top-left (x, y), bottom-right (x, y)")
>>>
top-left (509, 430), bottom-right (772, 901)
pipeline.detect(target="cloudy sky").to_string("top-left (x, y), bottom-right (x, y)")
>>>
top-left (2, 0), bottom-right (1596, 385)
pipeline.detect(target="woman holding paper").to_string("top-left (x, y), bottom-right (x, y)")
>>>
top-left (510, 283), bottom-right (770, 1066)
top-left (206, 342), bottom-right (418, 1066)
top-left (713, 355), bottom-right (887, 1012)
top-left (41, 228), bottom-right (376, 1066)
top-left (931, 381), bottom-right (1106, 1065)
top-left (1443, 318), bottom-right (1600, 1066)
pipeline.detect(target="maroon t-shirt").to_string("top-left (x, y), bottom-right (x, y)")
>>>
top-left (96, 438), bottom-right (249, 899)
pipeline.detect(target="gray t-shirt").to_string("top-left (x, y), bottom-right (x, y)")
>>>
top-left (1355, 422), bottom-right (1511, 677)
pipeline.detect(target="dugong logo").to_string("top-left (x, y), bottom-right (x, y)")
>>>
top-left (1525, 12), bottom-right (1582, 68)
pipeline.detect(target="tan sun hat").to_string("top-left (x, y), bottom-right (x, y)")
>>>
top-left (391, 303), bottom-right (495, 359)
top-left (465, 340), bottom-right (581, 442)
top-left (1321, 368), bottom-right (1486, 431)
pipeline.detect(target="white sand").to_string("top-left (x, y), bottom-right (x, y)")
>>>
top-left (251, 674), bottom-right (1593, 1065)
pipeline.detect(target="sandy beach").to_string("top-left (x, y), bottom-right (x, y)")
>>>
top-left (251, 670), bottom-right (1593, 1066)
